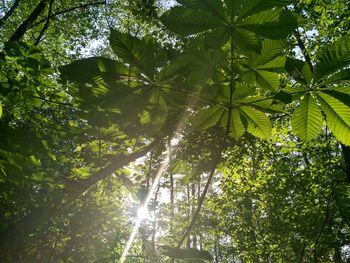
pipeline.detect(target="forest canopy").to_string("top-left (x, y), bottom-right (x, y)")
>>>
top-left (1, 0), bottom-right (350, 262)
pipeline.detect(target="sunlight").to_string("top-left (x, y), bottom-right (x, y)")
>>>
top-left (137, 206), bottom-right (149, 220)
top-left (119, 97), bottom-right (198, 263)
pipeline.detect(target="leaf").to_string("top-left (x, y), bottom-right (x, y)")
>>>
top-left (191, 105), bottom-right (224, 131)
top-left (178, 0), bottom-right (227, 21)
top-left (314, 34), bottom-right (350, 83)
top-left (160, 6), bottom-right (225, 36)
top-left (0, 103), bottom-right (2, 119)
top-left (231, 27), bottom-right (259, 50)
top-left (317, 68), bottom-right (350, 86)
top-left (291, 94), bottom-right (323, 140)
top-left (317, 91), bottom-right (350, 145)
top-left (239, 9), bottom-right (299, 39)
top-left (110, 30), bottom-right (163, 76)
top-left (60, 57), bottom-right (128, 84)
top-left (256, 40), bottom-right (285, 65)
top-left (169, 160), bottom-right (189, 174)
top-left (321, 88), bottom-right (350, 107)
top-left (203, 27), bottom-right (231, 48)
top-left (231, 110), bottom-right (246, 138)
top-left (255, 70), bottom-right (280, 91)
top-left (239, 96), bottom-right (285, 113)
top-left (238, 0), bottom-right (294, 19)
top-left (240, 106), bottom-right (272, 139)
top-left (285, 57), bottom-right (311, 85)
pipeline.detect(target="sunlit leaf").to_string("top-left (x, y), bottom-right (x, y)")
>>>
top-left (314, 34), bottom-right (350, 83)
top-left (317, 91), bottom-right (350, 145)
top-left (191, 105), bottom-right (225, 131)
top-left (240, 106), bottom-right (272, 139)
top-left (291, 94), bottom-right (323, 140)
top-left (160, 7), bottom-right (225, 36)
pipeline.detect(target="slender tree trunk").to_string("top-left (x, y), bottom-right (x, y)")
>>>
top-left (170, 171), bottom-right (174, 232)
top-left (34, 0), bottom-right (54, 45)
top-left (151, 183), bottom-right (161, 251)
top-left (214, 238), bottom-right (219, 263)
top-left (0, 141), bottom-right (157, 258)
top-left (9, 0), bottom-right (48, 42)
top-left (341, 144), bottom-right (350, 183)
top-left (0, 0), bottom-right (21, 28)
top-left (191, 183), bottom-right (197, 248)
top-left (186, 183), bottom-right (191, 248)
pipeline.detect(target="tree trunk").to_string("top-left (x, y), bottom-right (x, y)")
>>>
top-left (191, 183), bottom-right (197, 248)
top-left (170, 171), bottom-right (174, 233)
top-left (186, 183), bottom-right (191, 248)
top-left (341, 144), bottom-right (350, 183)
top-left (0, 0), bottom-right (21, 28)
top-left (0, 141), bottom-right (156, 258)
top-left (9, 0), bottom-right (48, 42)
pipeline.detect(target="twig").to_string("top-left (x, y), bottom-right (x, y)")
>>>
top-left (312, 182), bottom-right (337, 262)
top-left (35, 0), bottom-right (55, 45)
top-left (0, 0), bottom-right (21, 29)
top-left (30, 1), bottom-right (105, 28)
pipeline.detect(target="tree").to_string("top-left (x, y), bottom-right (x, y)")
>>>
top-left (1, 0), bottom-right (350, 262)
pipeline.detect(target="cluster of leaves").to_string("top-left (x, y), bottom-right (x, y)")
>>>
top-left (1, 0), bottom-right (350, 262)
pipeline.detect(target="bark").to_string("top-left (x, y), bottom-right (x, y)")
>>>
top-left (191, 183), bottom-right (197, 248)
top-left (341, 144), bottom-right (350, 183)
top-left (0, 141), bottom-right (157, 257)
top-left (170, 171), bottom-right (174, 232)
top-left (31, 1), bottom-right (105, 28)
top-left (34, 0), bottom-right (54, 45)
top-left (9, 0), bottom-right (48, 42)
top-left (0, 0), bottom-right (21, 28)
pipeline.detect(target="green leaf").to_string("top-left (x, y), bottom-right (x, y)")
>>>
top-left (238, 0), bottom-right (294, 19)
top-left (240, 106), bottom-right (272, 139)
top-left (239, 9), bottom-right (299, 39)
top-left (291, 94), bottom-right (323, 140)
top-left (169, 160), bottom-right (189, 174)
top-left (314, 34), bottom-right (350, 83)
top-left (317, 68), bottom-right (350, 86)
top-left (178, 0), bottom-right (227, 22)
top-left (191, 105), bottom-right (224, 131)
top-left (239, 96), bottom-right (285, 113)
top-left (203, 27), bottom-right (231, 48)
top-left (317, 91), bottom-right (350, 145)
top-left (110, 30), bottom-right (164, 76)
top-left (60, 57), bottom-right (128, 84)
top-left (255, 70), bottom-right (280, 91)
top-left (285, 58), bottom-right (312, 85)
top-left (256, 40), bottom-right (285, 65)
top-left (160, 6), bottom-right (225, 36)
top-left (0, 103), bottom-right (2, 119)
top-left (231, 110), bottom-right (246, 138)
top-left (231, 27), bottom-right (259, 50)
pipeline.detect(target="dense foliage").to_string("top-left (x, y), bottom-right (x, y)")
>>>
top-left (1, 0), bottom-right (350, 262)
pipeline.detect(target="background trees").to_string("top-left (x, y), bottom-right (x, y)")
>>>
top-left (1, 0), bottom-right (350, 262)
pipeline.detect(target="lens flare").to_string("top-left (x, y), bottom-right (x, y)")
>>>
top-left (120, 97), bottom-right (198, 262)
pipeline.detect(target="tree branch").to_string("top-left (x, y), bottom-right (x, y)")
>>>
top-left (0, 139), bottom-right (158, 257)
top-left (294, 29), bottom-right (313, 71)
top-left (312, 182), bottom-right (337, 262)
top-left (30, 1), bottom-right (105, 28)
top-left (34, 0), bottom-right (54, 45)
top-left (9, 0), bottom-right (48, 42)
top-left (0, 0), bottom-right (21, 29)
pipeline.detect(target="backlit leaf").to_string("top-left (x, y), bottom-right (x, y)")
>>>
top-left (191, 105), bottom-right (224, 131)
top-left (291, 94), bottom-right (323, 140)
top-left (317, 91), bottom-right (350, 145)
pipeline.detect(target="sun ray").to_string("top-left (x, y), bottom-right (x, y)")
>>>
top-left (120, 95), bottom-right (198, 262)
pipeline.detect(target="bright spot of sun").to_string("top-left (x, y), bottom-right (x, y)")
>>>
top-left (137, 206), bottom-right (149, 220)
